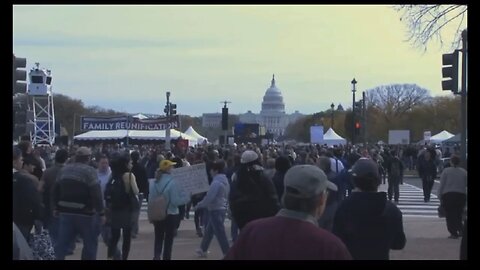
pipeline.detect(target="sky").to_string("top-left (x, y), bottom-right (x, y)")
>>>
top-left (13, 5), bottom-right (467, 117)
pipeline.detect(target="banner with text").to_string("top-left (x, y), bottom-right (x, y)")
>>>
top-left (170, 163), bottom-right (210, 195)
top-left (81, 115), bottom-right (179, 131)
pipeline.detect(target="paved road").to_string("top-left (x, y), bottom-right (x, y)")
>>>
top-left (66, 176), bottom-right (462, 260)
top-left (139, 177), bottom-right (442, 220)
top-left (378, 182), bottom-right (440, 218)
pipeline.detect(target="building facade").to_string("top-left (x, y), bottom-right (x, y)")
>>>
top-left (202, 113), bottom-right (222, 128)
top-left (238, 75), bottom-right (303, 137)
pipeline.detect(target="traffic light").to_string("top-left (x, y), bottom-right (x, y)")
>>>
top-left (355, 121), bottom-right (361, 136)
top-left (13, 54), bottom-right (27, 95)
top-left (13, 107), bottom-right (27, 138)
top-left (222, 107), bottom-right (228, 130)
top-left (442, 51), bottom-right (459, 94)
top-left (164, 104), bottom-right (169, 115)
top-left (169, 103), bottom-right (177, 115)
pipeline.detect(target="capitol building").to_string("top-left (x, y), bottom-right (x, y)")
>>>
top-left (202, 75), bottom-right (304, 137)
top-left (239, 75), bottom-right (303, 137)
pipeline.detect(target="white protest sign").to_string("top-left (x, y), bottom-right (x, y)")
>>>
top-left (171, 163), bottom-right (210, 195)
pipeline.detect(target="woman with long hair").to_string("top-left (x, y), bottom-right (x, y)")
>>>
top-left (229, 150), bottom-right (280, 230)
top-left (106, 153), bottom-right (139, 260)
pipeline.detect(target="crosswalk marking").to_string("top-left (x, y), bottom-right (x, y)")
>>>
top-left (379, 183), bottom-right (440, 218)
top-left (139, 183), bottom-right (440, 220)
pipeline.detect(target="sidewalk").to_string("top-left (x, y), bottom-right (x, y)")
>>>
top-left (390, 217), bottom-right (461, 260)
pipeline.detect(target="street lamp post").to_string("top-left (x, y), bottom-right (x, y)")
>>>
top-left (362, 91), bottom-right (366, 147)
top-left (351, 78), bottom-right (357, 145)
top-left (165, 91), bottom-right (171, 151)
top-left (330, 103), bottom-right (335, 128)
top-left (460, 29), bottom-right (467, 168)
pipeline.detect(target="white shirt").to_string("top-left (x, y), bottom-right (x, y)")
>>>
top-left (330, 157), bottom-right (344, 174)
top-left (97, 167), bottom-right (112, 203)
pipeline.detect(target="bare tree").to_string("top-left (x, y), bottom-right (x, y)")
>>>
top-left (365, 84), bottom-right (430, 124)
top-left (394, 5), bottom-right (467, 50)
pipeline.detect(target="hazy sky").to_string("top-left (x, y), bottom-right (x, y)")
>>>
top-left (13, 5), bottom-right (466, 117)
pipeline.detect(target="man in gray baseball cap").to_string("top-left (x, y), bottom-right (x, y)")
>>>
top-left (284, 164), bottom-right (338, 199)
top-left (225, 165), bottom-right (351, 260)
top-left (76, 146), bottom-right (92, 157)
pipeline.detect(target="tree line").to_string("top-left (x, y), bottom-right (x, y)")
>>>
top-left (52, 83), bottom-right (460, 144)
top-left (284, 84), bottom-right (461, 143)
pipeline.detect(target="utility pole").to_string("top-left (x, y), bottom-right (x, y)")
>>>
top-left (351, 78), bottom-right (357, 145)
top-left (165, 91), bottom-right (171, 151)
top-left (126, 114), bottom-right (130, 148)
top-left (221, 101), bottom-right (231, 146)
top-left (362, 91), bottom-right (366, 147)
top-left (460, 29), bottom-right (467, 168)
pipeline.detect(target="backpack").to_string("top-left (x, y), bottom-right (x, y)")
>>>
top-left (147, 180), bottom-right (172, 222)
top-left (104, 176), bottom-right (132, 211)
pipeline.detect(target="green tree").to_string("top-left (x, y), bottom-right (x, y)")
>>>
top-left (53, 94), bottom-right (87, 138)
top-left (284, 115), bottom-right (315, 142)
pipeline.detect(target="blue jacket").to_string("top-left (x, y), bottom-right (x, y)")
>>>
top-left (196, 173), bottom-right (229, 211)
top-left (148, 173), bottom-right (189, 215)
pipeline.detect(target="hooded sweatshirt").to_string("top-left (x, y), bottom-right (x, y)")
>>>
top-left (332, 191), bottom-right (406, 260)
top-left (196, 173), bottom-right (229, 211)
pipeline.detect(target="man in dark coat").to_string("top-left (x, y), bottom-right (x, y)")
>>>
top-left (39, 148), bottom-right (69, 244)
top-left (226, 165), bottom-right (351, 260)
top-left (13, 146), bottom-right (43, 242)
top-left (417, 150), bottom-right (437, 202)
top-left (229, 150), bottom-right (280, 230)
top-left (332, 158), bottom-right (406, 260)
top-left (387, 150), bottom-right (404, 203)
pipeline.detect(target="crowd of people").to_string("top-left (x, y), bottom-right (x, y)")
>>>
top-left (12, 138), bottom-right (467, 260)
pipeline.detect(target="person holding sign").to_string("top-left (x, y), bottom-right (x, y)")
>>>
top-left (194, 160), bottom-right (230, 258)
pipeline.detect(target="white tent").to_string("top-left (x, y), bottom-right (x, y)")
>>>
top-left (74, 129), bottom-right (198, 146)
top-left (128, 129), bottom-right (198, 145)
top-left (74, 130), bottom-right (128, 140)
top-left (184, 126), bottom-right (208, 144)
top-left (430, 130), bottom-right (455, 143)
top-left (323, 128), bottom-right (347, 146)
top-left (131, 113), bottom-right (148, 119)
top-left (442, 133), bottom-right (461, 144)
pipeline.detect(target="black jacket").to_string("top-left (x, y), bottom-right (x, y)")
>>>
top-left (332, 191), bottom-right (406, 260)
top-left (271, 171), bottom-right (286, 203)
top-left (13, 171), bottom-right (42, 227)
top-left (229, 165), bottom-right (280, 229)
top-left (417, 157), bottom-right (437, 180)
top-left (131, 162), bottom-right (148, 196)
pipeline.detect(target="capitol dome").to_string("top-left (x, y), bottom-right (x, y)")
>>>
top-left (261, 74), bottom-right (285, 114)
